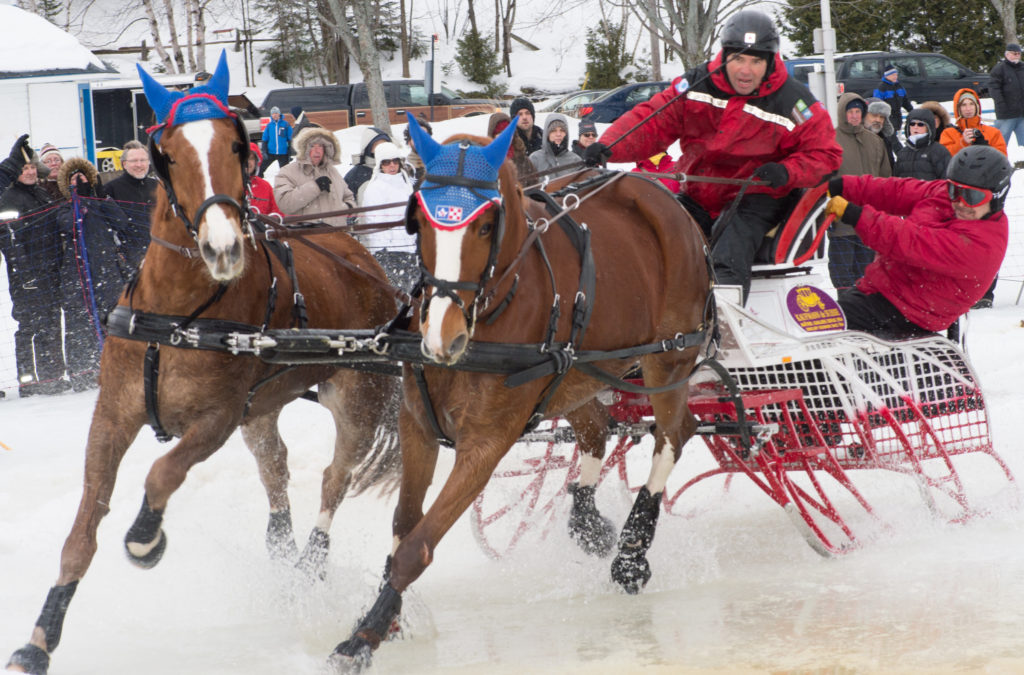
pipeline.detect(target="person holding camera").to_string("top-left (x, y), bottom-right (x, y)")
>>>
top-left (940, 88), bottom-right (1006, 157)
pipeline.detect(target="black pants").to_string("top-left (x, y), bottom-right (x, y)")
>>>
top-left (259, 153), bottom-right (289, 177)
top-left (678, 192), bottom-right (792, 301)
top-left (828, 233), bottom-right (875, 290)
top-left (838, 288), bottom-right (932, 339)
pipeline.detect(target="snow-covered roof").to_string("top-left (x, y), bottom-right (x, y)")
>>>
top-left (0, 5), bottom-right (113, 79)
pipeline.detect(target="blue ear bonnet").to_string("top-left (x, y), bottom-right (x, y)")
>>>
top-left (138, 50), bottom-right (234, 142)
top-left (407, 112), bottom-right (517, 230)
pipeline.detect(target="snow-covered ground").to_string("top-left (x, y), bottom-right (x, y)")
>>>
top-left (3, 148), bottom-right (1024, 675)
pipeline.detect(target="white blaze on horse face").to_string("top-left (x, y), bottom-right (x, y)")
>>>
top-left (181, 120), bottom-right (242, 271)
top-left (422, 227), bottom-right (468, 357)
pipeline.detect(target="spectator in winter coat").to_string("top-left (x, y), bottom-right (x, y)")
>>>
top-left (632, 152), bottom-right (681, 193)
top-left (572, 118), bottom-right (599, 157)
top-left (528, 113), bottom-right (582, 179)
top-left (102, 140), bottom-right (158, 272)
top-left (0, 134), bottom-right (35, 197)
top-left (37, 143), bottom-right (64, 201)
top-left (345, 126), bottom-right (392, 201)
top-left (487, 112), bottom-right (533, 183)
top-left (274, 127), bottom-right (355, 228)
top-left (940, 88), bottom-right (1007, 157)
top-left (990, 43), bottom-right (1024, 146)
top-left (246, 142), bottom-right (281, 216)
top-left (509, 97), bottom-right (543, 154)
top-left (894, 108), bottom-right (951, 181)
top-left (260, 106), bottom-right (293, 176)
top-left (920, 101), bottom-right (954, 143)
top-left (585, 10), bottom-right (841, 302)
top-left (830, 92), bottom-right (891, 290)
top-left (863, 98), bottom-right (900, 171)
top-left (56, 157), bottom-right (132, 390)
top-left (872, 64), bottom-right (914, 132)
top-left (358, 141), bottom-right (417, 292)
top-left (823, 145), bottom-right (1011, 337)
top-left (0, 159), bottom-right (65, 396)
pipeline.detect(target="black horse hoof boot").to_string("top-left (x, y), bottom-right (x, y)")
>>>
top-left (7, 643), bottom-right (50, 675)
top-left (266, 510), bottom-right (299, 561)
top-left (567, 482), bottom-right (616, 557)
top-left (611, 546), bottom-right (652, 594)
top-left (296, 528), bottom-right (330, 580)
top-left (328, 636), bottom-right (373, 674)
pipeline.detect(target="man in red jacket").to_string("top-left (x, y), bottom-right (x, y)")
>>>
top-left (824, 145), bottom-right (1012, 337)
top-left (583, 10), bottom-right (841, 301)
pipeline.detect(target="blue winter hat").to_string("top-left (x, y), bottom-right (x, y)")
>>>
top-left (407, 112), bottom-right (517, 229)
top-left (883, 65), bottom-right (898, 77)
top-left (137, 50), bottom-right (233, 141)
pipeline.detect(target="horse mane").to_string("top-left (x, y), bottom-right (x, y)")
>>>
top-left (439, 132), bottom-right (525, 222)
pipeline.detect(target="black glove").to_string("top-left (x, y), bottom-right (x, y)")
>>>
top-left (75, 177), bottom-right (93, 197)
top-left (752, 162), bottom-right (789, 189)
top-left (8, 134), bottom-right (29, 167)
top-left (973, 129), bottom-right (988, 146)
top-left (583, 142), bottom-right (612, 167)
top-left (315, 176), bottom-right (331, 192)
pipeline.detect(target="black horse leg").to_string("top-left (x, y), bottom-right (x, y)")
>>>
top-left (5, 582), bottom-right (79, 674)
top-left (266, 509), bottom-right (299, 560)
top-left (567, 482), bottom-right (616, 557)
top-left (328, 584), bottom-right (403, 674)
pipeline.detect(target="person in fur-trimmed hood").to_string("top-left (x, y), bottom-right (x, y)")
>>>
top-left (894, 108), bottom-right (951, 181)
top-left (919, 100), bottom-right (954, 143)
top-left (274, 126), bottom-right (356, 227)
top-left (56, 156), bottom-right (133, 389)
top-left (940, 88), bottom-right (1007, 157)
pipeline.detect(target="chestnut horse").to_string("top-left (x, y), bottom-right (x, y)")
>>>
top-left (6, 55), bottom-right (400, 675)
top-left (328, 117), bottom-right (711, 670)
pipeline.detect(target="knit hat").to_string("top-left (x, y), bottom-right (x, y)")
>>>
top-left (958, 89), bottom-right (981, 116)
top-left (269, 106), bottom-right (281, 115)
top-left (290, 105), bottom-right (303, 118)
top-left (548, 118), bottom-right (568, 132)
top-left (883, 65), bottom-right (898, 77)
top-left (373, 141), bottom-right (403, 163)
top-left (865, 98), bottom-right (891, 117)
top-left (845, 98), bottom-right (867, 114)
top-left (509, 96), bottom-right (535, 119)
top-left (578, 119), bottom-right (597, 135)
top-left (1008, 43), bottom-right (1022, 52)
top-left (39, 143), bottom-right (62, 162)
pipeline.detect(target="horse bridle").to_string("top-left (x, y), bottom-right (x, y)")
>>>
top-left (147, 113), bottom-right (253, 246)
top-left (408, 141), bottom-right (507, 334)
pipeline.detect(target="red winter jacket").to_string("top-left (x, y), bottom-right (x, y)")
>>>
top-left (843, 175), bottom-right (1008, 331)
top-left (249, 175), bottom-right (281, 216)
top-left (600, 52), bottom-right (842, 217)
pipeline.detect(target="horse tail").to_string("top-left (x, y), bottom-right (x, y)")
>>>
top-left (347, 383), bottom-right (403, 497)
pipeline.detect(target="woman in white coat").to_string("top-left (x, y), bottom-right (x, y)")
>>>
top-left (359, 141), bottom-right (417, 292)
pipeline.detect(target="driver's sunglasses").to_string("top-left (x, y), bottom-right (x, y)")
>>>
top-left (379, 158), bottom-right (401, 166)
top-left (947, 179), bottom-right (994, 207)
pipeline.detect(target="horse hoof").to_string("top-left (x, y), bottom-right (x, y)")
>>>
top-left (296, 528), bottom-right (330, 580)
top-left (124, 529), bottom-right (167, 569)
top-left (610, 550), bottom-right (651, 595)
top-left (266, 510), bottom-right (299, 561)
top-left (6, 643), bottom-right (50, 674)
top-left (327, 636), bottom-right (373, 674)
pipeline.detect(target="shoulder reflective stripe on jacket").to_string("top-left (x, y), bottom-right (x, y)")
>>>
top-left (687, 91), bottom-right (796, 132)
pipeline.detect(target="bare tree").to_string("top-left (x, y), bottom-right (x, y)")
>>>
top-left (325, 0), bottom-right (391, 137)
top-left (988, 0), bottom-right (1017, 44)
top-left (497, 0), bottom-right (517, 76)
top-left (139, 0), bottom-right (178, 72)
top-left (619, 0), bottom-right (755, 70)
top-left (400, 0), bottom-right (410, 77)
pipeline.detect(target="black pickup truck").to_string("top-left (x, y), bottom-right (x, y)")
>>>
top-left (259, 80), bottom-right (498, 131)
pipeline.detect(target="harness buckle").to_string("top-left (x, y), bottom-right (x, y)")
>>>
top-left (128, 312), bottom-right (138, 335)
top-left (561, 193), bottom-right (581, 211)
top-left (370, 333), bottom-right (390, 355)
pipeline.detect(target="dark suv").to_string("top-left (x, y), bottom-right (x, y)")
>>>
top-left (834, 52), bottom-right (988, 102)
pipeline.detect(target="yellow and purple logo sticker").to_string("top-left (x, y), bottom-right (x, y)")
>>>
top-left (786, 285), bottom-right (846, 332)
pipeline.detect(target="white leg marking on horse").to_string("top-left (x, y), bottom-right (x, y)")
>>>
top-left (392, 535), bottom-right (401, 555)
top-left (315, 511), bottom-right (332, 532)
top-left (181, 120), bottom-right (238, 252)
top-left (645, 438), bottom-right (676, 494)
top-left (579, 454), bottom-right (602, 488)
top-left (423, 227), bottom-right (467, 355)
top-left (126, 537), bottom-right (161, 558)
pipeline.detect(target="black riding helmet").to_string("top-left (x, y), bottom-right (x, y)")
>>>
top-left (946, 145), bottom-right (1014, 212)
top-left (720, 10), bottom-right (780, 79)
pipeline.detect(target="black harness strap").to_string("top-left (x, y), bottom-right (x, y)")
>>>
top-left (144, 345), bottom-right (172, 442)
top-left (411, 363), bottom-right (455, 447)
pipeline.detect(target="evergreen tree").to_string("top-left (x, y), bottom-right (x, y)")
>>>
top-left (455, 27), bottom-right (503, 86)
top-left (584, 20), bottom-right (629, 89)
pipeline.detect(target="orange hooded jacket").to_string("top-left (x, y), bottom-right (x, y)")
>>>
top-left (939, 88), bottom-right (1007, 157)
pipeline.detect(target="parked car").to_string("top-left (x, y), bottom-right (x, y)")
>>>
top-left (536, 89), bottom-right (607, 114)
top-left (228, 93), bottom-right (264, 141)
top-left (573, 81), bottom-right (670, 123)
top-left (784, 51), bottom-right (988, 102)
top-left (260, 80), bottom-right (499, 131)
